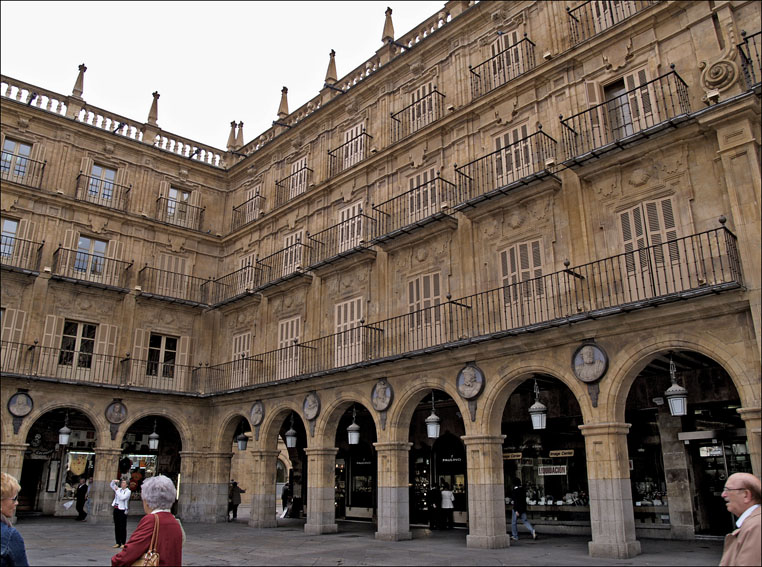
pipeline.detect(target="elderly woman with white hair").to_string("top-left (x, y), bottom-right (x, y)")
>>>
top-left (111, 475), bottom-right (184, 566)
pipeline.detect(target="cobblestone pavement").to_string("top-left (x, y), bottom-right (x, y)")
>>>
top-left (15, 516), bottom-right (723, 566)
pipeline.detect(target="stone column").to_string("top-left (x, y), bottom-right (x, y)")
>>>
top-left (738, 407), bottom-right (761, 477)
top-left (656, 407), bottom-right (695, 539)
top-left (177, 451), bottom-right (232, 523)
top-left (580, 423), bottom-right (641, 559)
top-left (248, 449), bottom-right (279, 528)
top-left (374, 441), bottom-right (412, 541)
top-left (303, 447), bottom-right (338, 535)
top-left (0, 442), bottom-right (28, 481)
top-left (90, 447), bottom-right (122, 524)
top-left (462, 434), bottom-right (509, 549)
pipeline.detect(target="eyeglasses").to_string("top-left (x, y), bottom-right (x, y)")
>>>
top-left (723, 487), bottom-right (747, 492)
top-left (2, 495), bottom-right (18, 502)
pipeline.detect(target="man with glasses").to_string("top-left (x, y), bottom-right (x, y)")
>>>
top-left (719, 472), bottom-right (761, 566)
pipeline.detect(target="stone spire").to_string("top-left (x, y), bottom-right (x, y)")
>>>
top-left (71, 63), bottom-right (87, 99)
top-left (226, 121), bottom-right (237, 151)
top-left (235, 121), bottom-right (244, 148)
top-left (147, 91), bottom-right (160, 126)
top-left (325, 50), bottom-right (338, 84)
top-left (382, 7), bottom-right (395, 43)
top-left (277, 87), bottom-right (289, 119)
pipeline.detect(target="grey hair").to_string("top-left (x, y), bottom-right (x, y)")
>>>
top-left (140, 475), bottom-right (177, 510)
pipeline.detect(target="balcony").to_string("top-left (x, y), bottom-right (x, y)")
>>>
top-left (255, 240), bottom-right (312, 292)
top-left (231, 192), bottom-right (265, 231)
top-left (1, 235), bottom-right (44, 273)
top-left (274, 166), bottom-right (313, 209)
top-left (75, 173), bottom-right (131, 211)
top-left (137, 265), bottom-right (208, 306)
top-left (738, 30), bottom-right (761, 91)
top-left (155, 197), bottom-right (204, 230)
top-left (201, 264), bottom-right (263, 307)
top-left (0, 344), bottom-right (196, 394)
top-left (567, 1), bottom-right (658, 46)
top-left (391, 88), bottom-right (446, 142)
top-left (306, 212), bottom-right (376, 270)
top-left (371, 175), bottom-right (458, 244)
top-left (469, 35), bottom-right (536, 100)
top-left (454, 128), bottom-right (558, 210)
top-left (52, 247), bottom-right (132, 289)
top-left (1, 152), bottom-right (45, 188)
top-left (560, 67), bottom-right (690, 165)
top-left (329, 130), bottom-right (373, 177)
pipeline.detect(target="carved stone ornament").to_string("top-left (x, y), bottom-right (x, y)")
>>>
top-left (303, 392), bottom-right (321, 421)
top-left (572, 343), bottom-right (608, 384)
top-left (105, 400), bottom-right (128, 424)
top-left (456, 362), bottom-right (485, 400)
top-left (699, 21), bottom-right (741, 98)
top-left (250, 401), bottom-right (265, 426)
top-left (8, 392), bottom-right (33, 417)
top-left (371, 379), bottom-right (394, 412)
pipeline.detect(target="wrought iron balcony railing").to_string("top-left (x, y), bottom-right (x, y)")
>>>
top-left (76, 173), bottom-right (131, 211)
top-left (231, 193), bottom-right (265, 231)
top-left (567, 0), bottom-right (658, 46)
top-left (0, 343), bottom-right (196, 394)
top-left (1, 235), bottom-right (44, 272)
top-left (155, 197), bottom-right (204, 230)
top-left (469, 35), bottom-right (536, 100)
top-left (738, 30), bottom-right (761, 90)
top-left (255, 240), bottom-right (312, 290)
top-left (329, 131), bottom-right (373, 177)
top-left (201, 263), bottom-right (263, 307)
top-left (52, 247), bottom-right (132, 289)
top-left (0, 152), bottom-right (45, 188)
top-left (275, 166), bottom-right (313, 209)
top-left (391, 88), bottom-right (446, 142)
top-left (138, 265), bottom-right (208, 305)
top-left (371, 175), bottom-right (458, 243)
top-left (454, 128), bottom-right (557, 208)
top-left (560, 66), bottom-right (690, 163)
top-left (306, 212), bottom-right (376, 269)
top-left (194, 225), bottom-right (741, 394)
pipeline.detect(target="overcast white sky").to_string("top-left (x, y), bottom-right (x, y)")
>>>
top-left (1, 1), bottom-right (444, 149)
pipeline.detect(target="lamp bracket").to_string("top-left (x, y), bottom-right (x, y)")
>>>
top-left (110, 423), bottom-right (121, 441)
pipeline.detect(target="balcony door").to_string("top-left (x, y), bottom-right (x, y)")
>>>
top-left (490, 30), bottom-right (524, 88)
top-left (167, 187), bottom-right (191, 226)
top-left (338, 202), bottom-right (363, 253)
top-left (231, 332), bottom-right (252, 388)
top-left (603, 69), bottom-right (659, 142)
top-left (500, 239), bottom-right (546, 328)
top-left (494, 125), bottom-right (531, 187)
top-left (282, 231), bottom-right (303, 276)
top-left (87, 164), bottom-right (116, 205)
top-left (410, 82), bottom-right (436, 133)
top-left (343, 123), bottom-right (365, 170)
top-left (277, 316), bottom-right (300, 380)
top-left (335, 297), bottom-right (363, 367)
top-left (289, 157), bottom-right (308, 200)
top-left (408, 168), bottom-right (438, 224)
top-left (408, 272), bottom-right (442, 350)
top-left (592, 1), bottom-right (637, 34)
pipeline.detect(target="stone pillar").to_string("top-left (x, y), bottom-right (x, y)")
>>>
top-left (580, 423), bottom-right (641, 559)
top-left (462, 435), bottom-right (509, 549)
top-left (303, 447), bottom-right (338, 535)
top-left (738, 407), bottom-right (761, 477)
top-left (0, 442), bottom-right (28, 481)
top-left (90, 447), bottom-right (122, 524)
top-left (248, 449), bottom-right (279, 528)
top-left (374, 441), bottom-right (412, 541)
top-left (656, 407), bottom-right (695, 539)
top-left (177, 451), bottom-right (232, 523)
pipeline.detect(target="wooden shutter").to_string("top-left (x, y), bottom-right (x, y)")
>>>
top-left (620, 205), bottom-right (649, 272)
top-left (105, 239), bottom-right (124, 287)
top-left (58, 229), bottom-right (78, 275)
top-left (40, 314), bottom-right (65, 371)
top-left (586, 81), bottom-right (602, 129)
top-left (335, 297), bottom-right (363, 334)
top-left (624, 68), bottom-right (656, 131)
top-left (93, 323), bottom-right (118, 381)
top-left (177, 336), bottom-right (190, 387)
top-left (644, 197), bottom-right (679, 264)
top-left (233, 332), bottom-right (251, 359)
top-left (0, 308), bottom-right (25, 368)
top-left (339, 202), bottom-right (363, 249)
top-left (79, 156), bottom-right (94, 177)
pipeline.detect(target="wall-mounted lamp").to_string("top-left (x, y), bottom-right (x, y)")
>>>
top-left (529, 378), bottom-right (547, 430)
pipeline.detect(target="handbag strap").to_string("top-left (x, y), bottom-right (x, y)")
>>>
top-left (148, 513), bottom-right (160, 552)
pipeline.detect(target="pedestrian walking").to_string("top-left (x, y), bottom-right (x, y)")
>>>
top-left (110, 478), bottom-right (131, 548)
top-left (228, 480), bottom-right (245, 521)
top-left (428, 483), bottom-right (441, 529)
top-left (281, 483), bottom-right (291, 514)
top-left (440, 482), bottom-right (455, 529)
top-left (1, 472), bottom-right (29, 567)
top-left (511, 478), bottom-right (536, 541)
top-left (75, 477), bottom-right (88, 521)
top-left (719, 472), bottom-right (761, 566)
top-left (85, 477), bottom-right (93, 516)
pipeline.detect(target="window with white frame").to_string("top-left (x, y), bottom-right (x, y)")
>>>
top-left (167, 187), bottom-right (191, 222)
top-left (74, 236), bottom-right (107, 276)
top-left (494, 124), bottom-right (531, 186)
top-left (58, 320), bottom-right (97, 368)
top-left (289, 157), bottom-right (308, 199)
top-left (342, 122), bottom-right (365, 170)
top-left (500, 239), bottom-right (544, 303)
top-left (1, 218), bottom-right (19, 260)
top-left (408, 272), bottom-right (442, 330)
top-left (1, 138), bottom-right (32, 179)
top-left (335, 297), bottom-right (363, 366)
top-left (277, 316), bottom-right (300, 379)
top-left (338, 202), bottom-right (363, 251)
top-left (146, 333), bottom-right (178, 378)
top-left (408, 168), bottom-right (438, 223)
top-left (88, 164), bottom-right (116, 202)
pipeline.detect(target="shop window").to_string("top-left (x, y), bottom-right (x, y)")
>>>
top-left (146, 333), bottom-right (178, 378)
top-left (58, 320), bottom-right (97, 368)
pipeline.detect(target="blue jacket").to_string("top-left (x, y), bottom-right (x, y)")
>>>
top-left (0, 521), bottom-right (29, 567)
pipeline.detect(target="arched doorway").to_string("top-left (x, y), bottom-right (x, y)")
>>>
top-left (625, 350), bottom-right (751, 538)
top-left (501, 375), bottom-right (589, 536)
top-left (334, 403), bottom-right (377, 521)
top-left (278, 411), bottom-right (307, 519)
top-left (228, 416), bottom-right (252, 520)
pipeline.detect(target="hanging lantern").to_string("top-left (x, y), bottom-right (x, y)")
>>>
top-left (347, 406), bottom-right (361, 445)
top-left (425, 392), bottom-right (440, 439)
top-left (529, 379), bottom-right (547, 430)
top-left (285, 413), bottom-right (297, 448)
top-left (148, 419), bottom-right (160, 451)
top-left (665, 356), bottom-right (688, 417)
top-left (236, 433), bottom-right (249, 451)
top-left (58, 412), bottom-right (71, 446)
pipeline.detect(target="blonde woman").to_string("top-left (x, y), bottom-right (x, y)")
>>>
top-left (1, 472), bottom-right (29, 566)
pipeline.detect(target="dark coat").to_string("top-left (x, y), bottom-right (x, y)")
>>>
top-left (512, 484), bottom-right (528, 515)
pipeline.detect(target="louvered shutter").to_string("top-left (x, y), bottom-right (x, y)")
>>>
top-left (176, 336), bottom-right (191, 389)
top-left (40, 314), bottom-right (65, 372)
top-left (79, 156), bottom-right (94, 178)
top-left (132, 328), bottom-right (149, 383)
top-left (283, 230), bottom-right (303, 275)
top-left (624, 68), bottom-right (656, 132)
top-left (93, 323), bottom-right (118, 382)
top-left (58, 229), bottom-right (78, 276)
top-left (14, 219), bottom-right (36, 268)
top-left (620, 205), bottom-right (649, 273)
top-left (339, 202), bottom-right (363, 251)
top-left (1, 308), bottom-right (25, 368)
top-left (105, 239), bottom-right (124, 287)
top-left (585, 81), bottom-right (604, 146)
top-left (644, 197), bottom-right (679, 265)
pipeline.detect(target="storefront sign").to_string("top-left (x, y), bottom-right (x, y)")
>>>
top-left (538, 465), bottom-right (567, 476)
top-left (503, 452), bottom-right (523, 460)
top-left (355, 460), bottom-right (372, 466)
top-left (441, 456), bottom-right (462, 463)
top-left (549, 450), bottom-right (574, 458)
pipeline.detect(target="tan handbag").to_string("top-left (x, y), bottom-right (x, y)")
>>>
top-left (131, 514), bottom-right (160, 567)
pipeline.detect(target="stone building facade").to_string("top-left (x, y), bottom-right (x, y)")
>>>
top-left (1, 0), bottom-right (760, 559)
